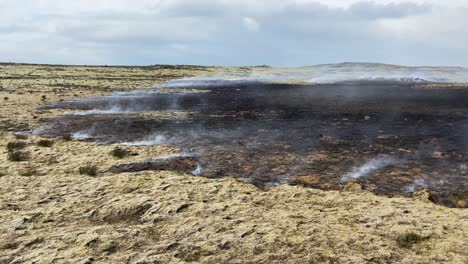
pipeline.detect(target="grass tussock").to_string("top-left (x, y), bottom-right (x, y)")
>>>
top-left (19, 167), bottom-right (37, 177)
top-left (14, 133), bottom-right (28, 140)
top-left (109, 148), bottom-right (131, 159)
top-left (61, 134), bottom-right (72, 141)
top-left (79, 165), bottom-right (98, 176)
top-left (396, 233), bottom-right (429, 248)
top-left (7, 150), bottom-right (30, 162)
top-left (37, 139), bottom-right (54, 147)
top-left (47, 156), bottom-right (60, 165)
top-left (7, 141), bottom-right (27, 150)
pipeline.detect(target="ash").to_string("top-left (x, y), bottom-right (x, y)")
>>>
top-left (36, 82), bottom-right (468, 207)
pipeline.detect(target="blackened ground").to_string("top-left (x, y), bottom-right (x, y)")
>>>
top-left (37, 83), bottom-right (468, 207)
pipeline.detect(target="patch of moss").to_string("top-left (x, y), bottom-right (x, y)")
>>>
top-left (37, 139), bottom-right (54, 147)
top-left (396, 233), bottom-right (429, 248)
top-left (7, 150), bottom-right (30, 162)
top-left (61, 134), bottom-right (72, 141)
top-left (109, 147), bottom-right (131, 159)
top-left (14, 133), bottom-right (28, 140)
top-left (79, 165), bottom-right (98, 176)
top-left (7, 141), bottom-right (27, 150)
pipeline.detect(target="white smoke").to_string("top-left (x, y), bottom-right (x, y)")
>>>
top-left (163, 63), bottom-right (468, 87)
top-left (31, 127), bottom-right (45, 135)
top-left (111, 90), bottom-right (159, 97)
top-left (403, 178), bottom-right (428, 193)
top-left (191, 164), bottom-right (204, 176)
top-left (265, 173), bottom-right (290, 187)
top-left (71, 123), bottom-right (97, 140)
top-left (72, 131), bottom-right (93, 140)
top-left (119, 135), bottom-right (169, 146)
top-left (13, 131), bottom-right (31, 138)
top-left (163, 76), bottom-right (270, 88)
top-left (341, 155), bottom-right (398, 183)
top-left (145, 152), bottom-right (196, 162)
top-left (68, 106), bottom-right (133, 116)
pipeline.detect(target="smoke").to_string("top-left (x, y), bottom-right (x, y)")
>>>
top-left (340, 155), bottom-right (398, 183)
top-left (14, 131), bottom-right (31, 138)
top-left (31, 127), bottom-right (45, 135)
top-left (120, 134), bottom-right (169, 146)
top-left (33, 71), bottom-right (467, 204)
top-left (145, 152), bottom-right (196, 162)
top-left (110, 90), bottom-right (159, 97)
top-left (191, 164), bottom-right (204, 176)
top-left (58, 91), bottom-right (205, 115)
top-left (162, 63), bottom-right (468, 87)
top-left (265, 173), bottom-right (290, 187)
top-left (402, 178), bottom-right (428, 193)
top-left (163, 76), bottom-right (268, 88)
top-left (68, 106), bottom-right (133, 116)
top-left (71, 123), bottom-right (98, 140)
top-left (72, 131), bottom-right (93, 140)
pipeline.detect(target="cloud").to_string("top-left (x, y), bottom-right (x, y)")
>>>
top-left (0, 0), bottom-right (467, 66)
top-left (243, 17), bottom-right (260, 32)
top-left (349, 1), bottom-right (431, 19)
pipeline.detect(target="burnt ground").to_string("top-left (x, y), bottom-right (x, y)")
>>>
top-left (37, 82), bottom-right (468, 207)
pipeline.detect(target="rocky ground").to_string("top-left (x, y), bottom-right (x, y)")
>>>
top-left (0, 64), bottom-right (467, 264)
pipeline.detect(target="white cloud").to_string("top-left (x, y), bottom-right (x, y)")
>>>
top-left (243, 17), bottom-right (260, 32)
top-left (0, 0), bottom-right (467, 66)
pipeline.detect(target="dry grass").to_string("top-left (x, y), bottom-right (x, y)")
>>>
top-left (14, 133), bottom-right (28, 140)
top-left (109, 147), bottom-right (131, 159)
top-left (7, 150), bottom-right (30, 162)
top-left (397, 232), bottom-right (430, 248)
top-left (6, 141), bottom-right (27, 150)
top-left (37, 139), bottom-right (54, 147)
top-left (79, 165), bottom-right (98, 176)
top-left (61, 134), bottom-right (72, 141)
top-left (18, 166), bottom-right (37, 177)
top-left (0, 64), bottom-right (466, 264)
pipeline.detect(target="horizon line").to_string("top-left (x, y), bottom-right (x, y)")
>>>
top-left (0, 61), bottom-right (466, 69)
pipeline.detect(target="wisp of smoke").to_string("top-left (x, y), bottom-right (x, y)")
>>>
top-left (145, 152), bottom-right (196, 162)
top-left (111, 90), bottom-right (158, 97)
top-left (163, 63), bottom-right (468, 88)
top-left (163, 76), bottom-right (268, 88)
top-left (402, 178), bottom-right (428, 193)
top-left (191, 164), bottom-right (204, 176)
top-left (68, 106), bottom-right (133, 116)
top-left (31, 127), bottom-right (45, 135)
top-left (72, 131), bottom-right (93, 140)
top-left (71, 123), bottom-right (98, 140)
top-left (340, 155), bottom-right (398, 184)
top-left (119, 135), bottom-right (169, 146)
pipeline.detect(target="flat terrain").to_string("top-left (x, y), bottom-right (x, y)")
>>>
top-left (37, 82), bottom-right (468, 208)
top-left (0, 64), bottom-right (467, 263)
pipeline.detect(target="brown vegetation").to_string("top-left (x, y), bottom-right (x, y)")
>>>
top-left (0, 64), bottom-right (466, 263)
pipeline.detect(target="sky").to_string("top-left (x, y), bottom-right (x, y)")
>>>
top-left (1, 0), bottom-right (468, 67)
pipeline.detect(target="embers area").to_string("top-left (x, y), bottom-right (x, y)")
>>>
top-left (37, 83), bottom-right (468, 207)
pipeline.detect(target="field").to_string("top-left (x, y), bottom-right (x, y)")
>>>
top-left (0, 64), bottom-right (467, 263)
